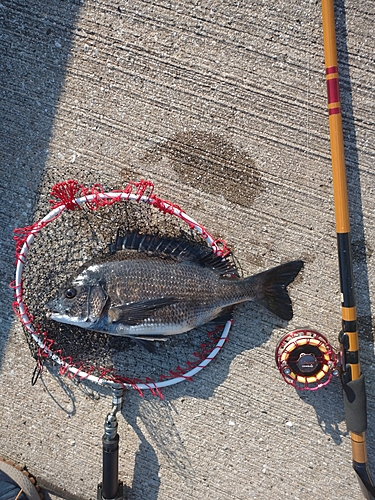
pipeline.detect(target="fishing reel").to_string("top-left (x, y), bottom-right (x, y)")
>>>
top-left (275, 329), bottom-right (340, 390)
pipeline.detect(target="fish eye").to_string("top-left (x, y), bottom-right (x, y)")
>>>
top-left (65, 288), bottom-right (77, 299)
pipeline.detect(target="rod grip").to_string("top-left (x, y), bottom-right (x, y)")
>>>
top-left (342, 373), bottom-right (367, 433)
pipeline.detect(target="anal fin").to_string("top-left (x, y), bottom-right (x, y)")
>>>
top-left (208, 306), bottom-right (234, 326)
top-left (132, 338), bottom-right (157, 353)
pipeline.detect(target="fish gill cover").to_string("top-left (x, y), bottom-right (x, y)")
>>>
top-left (14, 180), bottom-right (237, 393)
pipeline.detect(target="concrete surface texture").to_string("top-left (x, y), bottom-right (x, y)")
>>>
top-left (1, 0), bottom-right (374, 499)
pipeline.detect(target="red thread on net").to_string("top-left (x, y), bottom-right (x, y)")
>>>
top-left (113, 376), bottom-right (146, 397)
top-left (14, 219), bottom-right (52, 266)
top-left (22, 321), bottom-right (227, 397)
top-left (10, 279), bottom-right (23, 303)
top-left (59, 356), bottom-right (73, 375)
top-left (80, 183), bottom-right (106, 211)
top-left (67, 363), bottom-right (85, 380)
top-left (178, 211), bottom-right (201, 230)
top-left (49, 180), bottom-right (84, 210)
top-left (43, 334), bottom-right (55, 353)
top-left (97, 366), bottom-right (116, 382)
top-left (151, 196), bottom-right (183, 216)
top-left (81, 183), bottom-right (123, 211)
top-left (123, 179), bottom-right (155, 201)
top-left (157, 325), bottom-right (228, 384)
top-left (14, 179), bottom-right (231, 395)
top-left (12, 300), bottom-right (33, 327)
top-left (77, 364), bottom-right (96, 379)
top-left (37, 344), bottom-right (50, 360)
top-left (168, 366), bottom-right (194, 382)
top-left (213, 238), bottom-right (231, 258)
top-left (144, 378), bottom-right (164, 398)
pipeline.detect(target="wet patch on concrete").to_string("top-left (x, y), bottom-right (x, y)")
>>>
top-left (144, 131), bottom-right (263, 208)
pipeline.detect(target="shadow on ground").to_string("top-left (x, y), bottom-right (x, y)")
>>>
top-left (0, 1), bottom-right (82, 360)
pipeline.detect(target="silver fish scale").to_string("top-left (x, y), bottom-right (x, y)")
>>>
top-left (81, 256), bottom-right (250, 336)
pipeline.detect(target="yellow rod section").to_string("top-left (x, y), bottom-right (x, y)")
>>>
top-left (321, 0), bottom-right (350, 233)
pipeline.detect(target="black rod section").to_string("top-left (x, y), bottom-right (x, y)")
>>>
top-left (102, 417), bottom-right (120, 500)
top-left (97, 387), bottom-right (124, 500)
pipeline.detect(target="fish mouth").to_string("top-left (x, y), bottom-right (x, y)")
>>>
top-left (46, 311), bottom-right (94, 329)
top-left (47, 311), bottom-right (72, 323)
top-left (45, 299), bottom-right (94, 329)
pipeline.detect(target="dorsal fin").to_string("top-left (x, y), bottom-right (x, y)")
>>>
top-left (110, 231), bottom-right (238, 276)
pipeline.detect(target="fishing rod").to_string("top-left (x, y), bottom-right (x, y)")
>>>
top-left (275, 0), bottom-right (374, 496)
top-left (321, 0), bottom-right (375, 497)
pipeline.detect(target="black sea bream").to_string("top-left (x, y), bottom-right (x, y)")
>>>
top-left (46, 233), bottom-right (303, 351)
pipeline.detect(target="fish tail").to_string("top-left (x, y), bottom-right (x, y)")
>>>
top-left (249, 260), bottom-right (304, 320)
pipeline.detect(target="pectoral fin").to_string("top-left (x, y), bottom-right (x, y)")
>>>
top-left (108, 297), bottom-right (179, 325)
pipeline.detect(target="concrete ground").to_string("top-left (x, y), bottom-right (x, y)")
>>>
top-left (1, 0), bottom-right (374, 499)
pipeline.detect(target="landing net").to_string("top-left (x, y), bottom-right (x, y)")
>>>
top-left (12, 179), bottom-right (233, 396)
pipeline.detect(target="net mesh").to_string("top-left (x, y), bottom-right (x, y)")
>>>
top-left (12, 180), bottom-right (234, 396)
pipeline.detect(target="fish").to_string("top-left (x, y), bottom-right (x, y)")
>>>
top-left (46, 232), bottom-right (304, 352)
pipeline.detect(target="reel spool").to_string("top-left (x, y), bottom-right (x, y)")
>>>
top-left (275, 329), bottom-right (339, 390)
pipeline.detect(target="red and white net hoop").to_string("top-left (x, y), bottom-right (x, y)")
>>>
top-left (12, 179), bottom-right (233, 396)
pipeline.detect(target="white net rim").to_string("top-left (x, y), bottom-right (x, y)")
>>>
top-left (14, 188), bottom-right (232, 391)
